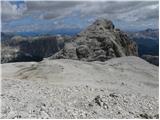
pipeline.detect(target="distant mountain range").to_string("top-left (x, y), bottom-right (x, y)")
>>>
top-left (1, 27), bottom-right (159, 65)
top-left (127, 29), bottom-right (159, 57)
top-left (1, 28), bottom-right (81, 39)
top-left (1, 19), bottom-right (137, 63)
top-left (1, 32), bottom-right (14, 41)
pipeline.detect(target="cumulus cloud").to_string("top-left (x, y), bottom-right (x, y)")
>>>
top-left (2, 1), bottom-right (158, 22)
top-left (76, 1), bottom-right (159, 23)
top-left (23, 1), bottom-right (158, 21)
top-left (1, 1), bottom-right (27, 21)
top-left (1, 1), bottom-right (159, 32)
top-left (23, 1), bottom-right (84, 20)
top-left (2, 1), bottom-right (159, 20)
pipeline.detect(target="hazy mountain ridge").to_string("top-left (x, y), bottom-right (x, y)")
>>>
top-left (1, 35), bottom-right (72, 63)
top-left (128, 29), bottom-right (158, 40)
top-left (1, 19), bottom-right (138, 63)
top-left (1, 21), bottom-right (159, 66)
top-left (1, 32), bottom-right (15, 41)
top-left (142, 55), bottom-right (159, 66)
top-left (127, 29), bottom-right (159, 56)
top-left (127, 29), bottom-right (159, 66)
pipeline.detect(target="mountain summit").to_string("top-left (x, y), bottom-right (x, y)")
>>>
top-left (51, 19), bottom-right (138, 61)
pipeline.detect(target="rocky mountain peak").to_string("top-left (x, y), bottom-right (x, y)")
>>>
top-left (79, 19), bottom-right (114, 36)
top-left (92, 18), bottom-right (114, 30)
top-left (51, 18), bottom-right (138, 61)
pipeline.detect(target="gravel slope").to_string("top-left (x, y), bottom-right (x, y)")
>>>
top-left (1, 56), bottom-right (159, 118)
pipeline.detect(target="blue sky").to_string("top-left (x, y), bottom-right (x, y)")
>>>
top-left (1, 1), bottom-right (159, 33)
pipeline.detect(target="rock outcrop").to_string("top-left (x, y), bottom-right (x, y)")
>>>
top-left (51, 19), bottom-right (138, 61)
top-left (1, 35), bottom-right (70, 63)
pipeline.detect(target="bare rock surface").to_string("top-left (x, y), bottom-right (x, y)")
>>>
top-left (1, 35), bottom-right (67, 63)
top-left (51, 19), bottom-right (138, 61)
top-left (1, 56), bottom-right (158, 118)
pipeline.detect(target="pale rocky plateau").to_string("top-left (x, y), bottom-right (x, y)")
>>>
top-left (1, 56), bottom-right (159, 119)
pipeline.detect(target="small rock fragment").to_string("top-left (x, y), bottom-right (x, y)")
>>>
top-left (109, 93), bottom-right (118, 98)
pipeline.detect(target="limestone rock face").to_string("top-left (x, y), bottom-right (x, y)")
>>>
top-left (1, 35), bottom-right (68, 63)
top-left (51, 19), bottom-right (138, 61)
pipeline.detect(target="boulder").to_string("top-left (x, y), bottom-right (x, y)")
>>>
top-left (76, 45), bottom-right (90, 59)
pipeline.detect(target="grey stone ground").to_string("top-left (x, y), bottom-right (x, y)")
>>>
top-left (1, 56), bottom-right (159, 118)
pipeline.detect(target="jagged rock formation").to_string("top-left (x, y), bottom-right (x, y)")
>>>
top-left (1, 35), bottom-right (71, 63)
top-left (51, 19), bottom-right (138, 61)
top-left (1, 56), bottom-right (158, 118)
top-left (142, 55), bottom-right (159, 66)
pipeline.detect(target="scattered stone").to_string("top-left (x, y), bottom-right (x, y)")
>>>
top-left (118, 111), bottom-right (121, 114)
top-left (121, 82), bottom-right (125, 85)
top-left (109, 93), bottom-right (118, 98)
top-left (139, 113), bottom-right (153, 119)
top-left (15, 115), bottom-right (22, 118)
top-left (94, 95), bottom-right (103, 106)
top-left (1, 56), bottom-right (158, 119)
top-left (154, 114), bottom-right (159, 119)
top-left (93, 95), bottom-right (108, 109)
top-left (88, 103), bottom-right (93, 107)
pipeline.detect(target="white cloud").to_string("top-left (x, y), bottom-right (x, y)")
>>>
top-left (1, 1), bottom-right (27, 21)
top-left (1, 1), bottom-right (159, 32)
top-left (76, 1), bottom-right (159, 22)
top-left (2, 1), bottom-right (158, 23)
